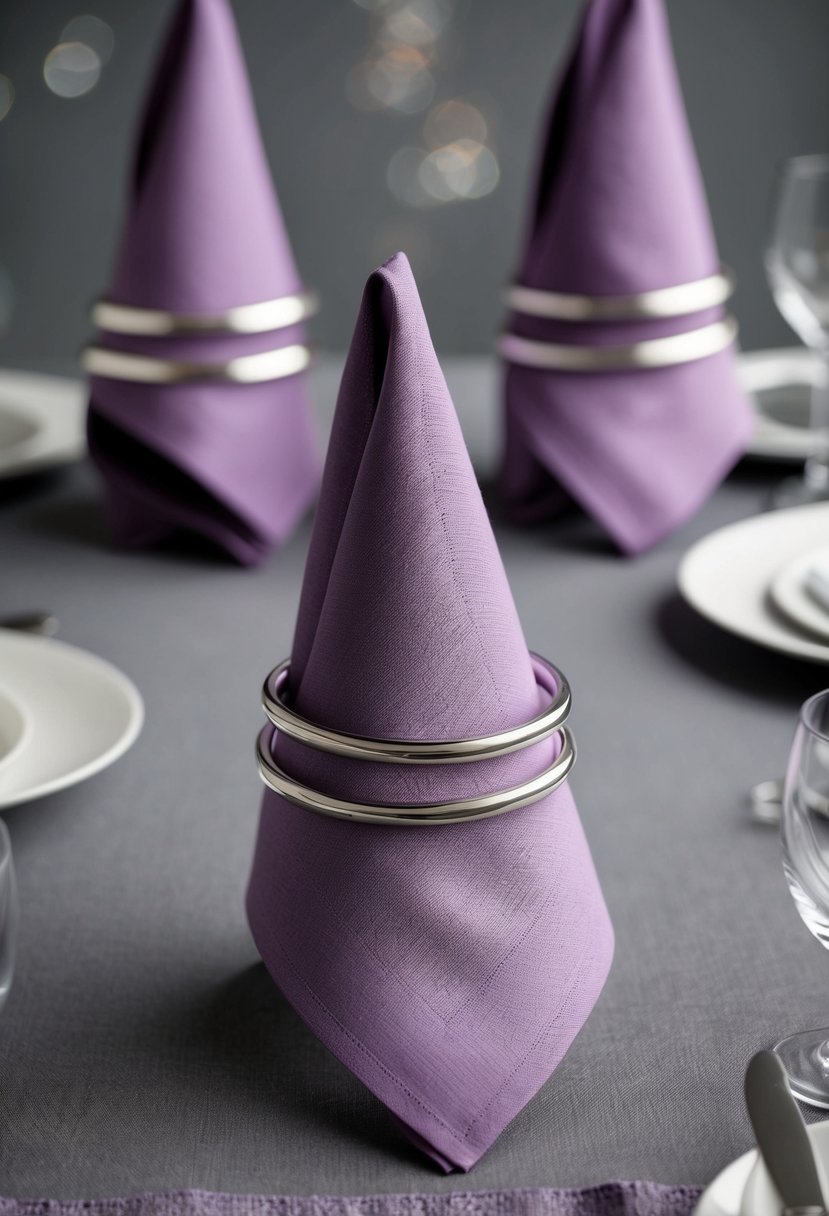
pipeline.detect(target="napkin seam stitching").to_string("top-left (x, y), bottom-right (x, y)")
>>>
top-left (444, 878), bottom-right (560, 1029)
top-left (288, 842), bottom-right (450, 1024)
top-left (461, 943), bottom-right (597, 1141)
top-left (261, 893), bottom-right (597, 1154)
top-left (417, 350), bottom-right (504, 719)
top-left (268, 930), bottom-right (470, 1151)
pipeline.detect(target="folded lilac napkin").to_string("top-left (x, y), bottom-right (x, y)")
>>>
top-left (246, 253), bottom-right (613, 1171)
top-left (0, 1184), bottom-right (703, 1216)
top-left (499, 0), bottom-right (752, 555)
top-left (87, 0), bottom-right (319, 565)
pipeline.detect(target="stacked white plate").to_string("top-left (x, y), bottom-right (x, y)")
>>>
top-left (0, 631), bottom-right (143, 809)
top-left (679, 504), bottom-right (829, 664)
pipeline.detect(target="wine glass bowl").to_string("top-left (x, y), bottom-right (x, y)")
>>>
top-left (766, 154), bottom-right (829, 504)
top-left (766, 160), bottom-right (829, 347)
top-left (777, 689), bottom-right (829, 1104)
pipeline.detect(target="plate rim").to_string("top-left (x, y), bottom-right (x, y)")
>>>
top-left (693, 1148), bottom-right (756, 1216)
top-left (0, 630), bottom-right (144, 809)
top-left (0, 367), bottom-right (86, 480)
top-left (769, 544), bottom-right (829, 644)
top-left (677, 504), bottom-right (829, 665)
top-left (0, 686), bottom-right (32, 779)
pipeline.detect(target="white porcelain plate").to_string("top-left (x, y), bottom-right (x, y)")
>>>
top-left (0, 630), bottom-right (143, 808)
top-left (0, 687), bottom-right (30, 780)
top-left (678, 504), bottom-right (829, 664)
top-left (740, 347), bottom-right (826, 462)
top-left (738, 1120), bottom-right (829, 1216)
top-left (693, 1147), bottom-right (756, 1216)
top-left (769, 544), bottom-right (829, 644)
top-left (694, 1122), bottom-right (829, 1216)
top-left (0, 368), bottom-right (85, 480)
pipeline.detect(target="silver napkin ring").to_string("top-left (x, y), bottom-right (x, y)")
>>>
top-left (498, 315), bottom-right (738, 373)
top-left (82, 343), bottom-right (312, 385)
top-left (505, 267), bottom-right (734, 322)
top-left (261, 652), bottom-right (570, 764)
top-left (91, 291), bottom-right (319, 337)
top-left (256, 723), bottom-right (575, 826)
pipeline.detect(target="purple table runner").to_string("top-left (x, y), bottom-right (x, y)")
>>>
top-left (0, 1183), bottom-right (702, 1216)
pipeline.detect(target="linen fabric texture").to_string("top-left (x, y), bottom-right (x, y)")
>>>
top-left (499, 0), bottom-right (752, 555)
top-left (0, 1183), bottom-right (702, 1216)
top-left (87, 0), bottom-right (319, 565)
top-left (246, 254), bottom-right (614, 1172)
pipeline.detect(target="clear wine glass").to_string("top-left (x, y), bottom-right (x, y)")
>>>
top-left (777, 688), bottom-right (829, 1104)
top-left (765, 154), bottom-right (829, 508)
top-left (0, 819), bottom-right (16, 1010)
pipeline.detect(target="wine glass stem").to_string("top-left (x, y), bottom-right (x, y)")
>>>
top-left (805, 352), bottom-right (829, 491)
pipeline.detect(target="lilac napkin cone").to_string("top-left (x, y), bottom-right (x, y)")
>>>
top-left (500, 0), bottom-right (752, 555)
top-left (87, 0), bottom-right (319, 565)
top-left (246, 254), bottom-right (613, 1171)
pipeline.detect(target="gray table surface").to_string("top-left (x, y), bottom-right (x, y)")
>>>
top-left (1, 358), bottom-right (827, 1200)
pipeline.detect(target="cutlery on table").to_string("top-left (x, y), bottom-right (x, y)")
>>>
top-left (750, 780), bottom-right (783, 825)
top-left (745, 1049), bottom-right (826, 1216)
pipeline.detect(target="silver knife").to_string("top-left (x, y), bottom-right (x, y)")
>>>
top-left (745, 1050), bottom-right (826, 1215)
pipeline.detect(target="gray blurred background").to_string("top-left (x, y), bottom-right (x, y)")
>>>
top-left (0, 0), bottom-right (828, 364)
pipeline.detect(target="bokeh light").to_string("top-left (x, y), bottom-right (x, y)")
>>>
top-left (0, 77), bottom-right (14, 123)
top-left (347, 45), bottom-right (435, 114)
top-left (387, 136), bottom-right (500, 208)
top-left (387, 145), bottom-right (432, 208)
top-left (377, 0), bottom-right (451, 48)
top-left (60, 15), bottom-right (114, 64)
top-left (419, 139), bottom-right (500, 201)
top-left (43, 41), bottom-right (102, 98)
top-left (350, 0), bottom-right (496, 208)
top-left (423, 100), bottom-right (487, 149)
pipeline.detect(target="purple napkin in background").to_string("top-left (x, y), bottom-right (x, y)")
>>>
top-left (499, 0), bottom-right (752, 556)
top-left (0, 1185), bottom-right (703, 1216)
top-left (246, 254), bottom-right (614, 1172)
top-left (87, 0), bottom-right (319, 565)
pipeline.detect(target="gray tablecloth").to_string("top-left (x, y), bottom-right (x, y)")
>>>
top-left (0, 359), bottom-right (825, 1200)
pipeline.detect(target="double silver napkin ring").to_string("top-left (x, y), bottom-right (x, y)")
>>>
top-left (256, 723), bottom-right (575, 826)
top-left (84, 289), bottom-right (317, 385)
top-left (82, 342), bottom-right (312, 385)
top-left (91, 290), bottom-right (319, 337)
top-left (255, 652), bottom-right (575, 826)
top-left (500, 266), bottom-right (738, 373)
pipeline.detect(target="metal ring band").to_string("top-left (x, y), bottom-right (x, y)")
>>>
top-left (91, 291), bottom-right (319, 336)
top-left (256, 723), bottom-right (575, 826)
top-left (82, 343), bottom-right (312, 385)
top-left (505, 268), bottom-right (734, 322)
top-left (498, 315), bottom-right (738, 373)
top-left (261, 652), bottom-right (570, 764)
